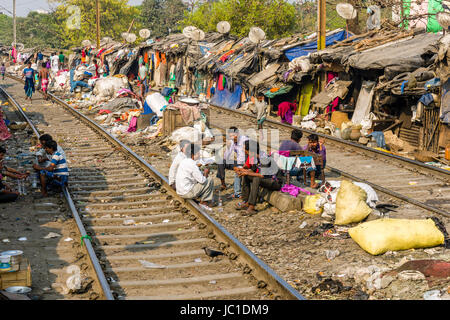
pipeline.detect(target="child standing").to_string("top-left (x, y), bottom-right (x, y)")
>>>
top-left (254, 93), bottom-right (267, 130)
top-left (0, 64), bottom-right (6, 80)
top-left (303, 134), bottom-right (326, 188)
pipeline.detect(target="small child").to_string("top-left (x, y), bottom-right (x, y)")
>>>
top-left (303, 134), bottom-right (326, 188)
top-left (0, 64), bottom-right (5, 80)
top-left (254, 93), bottom-right (267, 130)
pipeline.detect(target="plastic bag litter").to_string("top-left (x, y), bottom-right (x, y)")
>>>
top-left (66, 274), bottom-right (82, 291)
top-left (348, 218), bottom-right (445, 255)
top-left (303, 194), bottom-right (323, 214)
top-left (335, 180), bottom-right (372, 225)
top-left (66, 264), bottom-right (81, 291)
top-left (138, 260), bottom-right (167, 269)
top-left (300, 120), bottom-right (317, 130)
top-left (171, 127), bottom-right (203, 144)
top-left (145, 93), bottom-right (166, 117)
top-left (93, 76), bottom-right (128, 101)
top-left (44, 232), bottom-right (61, 239)
top-left (320, 180), bottom-right (378, 208)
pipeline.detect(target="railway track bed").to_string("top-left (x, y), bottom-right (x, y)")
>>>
top-left (1, 79), bottom-right (302, 300)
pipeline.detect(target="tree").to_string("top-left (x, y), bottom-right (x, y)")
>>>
top-left (182, 0), bottom-right (298, 39)
top-left (140, 0), bottom-right (187, 38)
top-left (52, 0), bottom-right (141, 48)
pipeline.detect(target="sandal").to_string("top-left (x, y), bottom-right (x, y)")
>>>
top-left (227, 193), bottom-right (241, 199)
top-left (242, 208), bottom-right (258, 216)
top-left (235, 202), bottom-right (249, 210)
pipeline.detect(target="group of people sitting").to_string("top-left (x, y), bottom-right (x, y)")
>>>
top-left (0, 133), bottom-right (69, 202)
top-left (169, 126), bottom-right (327, 215)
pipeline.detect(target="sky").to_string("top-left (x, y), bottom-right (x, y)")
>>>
top-left (0, 0), bottom-right (144, 17)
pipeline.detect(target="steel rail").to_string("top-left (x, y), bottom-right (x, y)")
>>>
top-left (4, 75), bottom-right (305, 300)
top-left (0, 84), bottom-right (115, 300)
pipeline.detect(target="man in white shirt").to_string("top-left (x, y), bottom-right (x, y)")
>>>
top-left (176, 143), bottom-right (214, 210)
top-left (168, 139), bottom-right (190, 188)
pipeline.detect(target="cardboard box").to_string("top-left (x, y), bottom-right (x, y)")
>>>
top-left (0, 258), bottom-right (31, 290)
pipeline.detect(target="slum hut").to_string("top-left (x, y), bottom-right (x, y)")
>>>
top-left (309, 26), bottom-right (446, 159)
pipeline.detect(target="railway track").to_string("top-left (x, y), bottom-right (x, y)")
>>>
top-left (1, 78), bottom-right (304, 300)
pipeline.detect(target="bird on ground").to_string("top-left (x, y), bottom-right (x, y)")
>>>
top-left (374, 203), bottom-right (398, 216)
top-left (202, 246), bottom-right (224, 258)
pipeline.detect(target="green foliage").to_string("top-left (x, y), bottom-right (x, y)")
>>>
top-left (53, 0), bottom-right (142, 48)
top-left (141, 0), bottom-right (187, 38)
top-left (0, 12), bottom-right (62, 49)
top-left (182, 0), bottom-right (298, 39)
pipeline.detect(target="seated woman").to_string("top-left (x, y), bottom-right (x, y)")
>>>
top-left (235, 140), bottom-right (281, 216)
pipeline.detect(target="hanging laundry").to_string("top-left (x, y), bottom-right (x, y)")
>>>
top-left (217, 74), bottom-right (225, 91)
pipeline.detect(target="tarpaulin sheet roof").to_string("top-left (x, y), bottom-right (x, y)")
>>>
top-left (284, 29), bottom-right (351, 61)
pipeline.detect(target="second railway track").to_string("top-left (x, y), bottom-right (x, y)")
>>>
top-left (1, 79), bottom-right (303, 300)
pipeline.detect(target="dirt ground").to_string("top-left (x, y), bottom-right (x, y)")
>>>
top-left (0, 94), bottom-right (100, 300)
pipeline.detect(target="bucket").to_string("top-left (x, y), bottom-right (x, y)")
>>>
top-left (1, 250), bottom-right (23, 265)
top-left (0, 255), bottom-right (11, 272)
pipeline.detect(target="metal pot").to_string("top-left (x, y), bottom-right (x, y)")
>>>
top-left (1, 250), bottom-right (23, 265)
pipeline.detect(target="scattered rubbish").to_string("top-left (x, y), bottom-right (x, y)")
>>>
top-left (311, 278), bottom-right (350, 294)
top-left (391, 259), bottom-right (450, 280)
top-left (162, 219), bottom-right (170, 223)
top-left (408, 181), bottom-right (418, 185)
top-left (138, 260), bottom-right (167, 269)
top-left (43, 232), bottom-right (61, 239)
top-left (308, 223), bottom-right (334, 237)
top-left (123, 219), bottom-right (135, 226)
top-left (203, 247), bottom-right (224, 258)
top-left (325, 249), bottom-right (340, 260)
top-left (423, 290), bottom-right (441, 300)
top-left (64, 237), bottom-right (73, 242)
top-left (2, 239), bottom-right (10, 243)
top-left (299, 221), bottom-right (307, 229)
top-left (18, 237), bottom-right (27, 241)
top-left (194, 258), bottom-right (202, 263)
top-left (397, 270), bottom-right (426, 281)
top-left (209, 280), bottom-right (217, 284)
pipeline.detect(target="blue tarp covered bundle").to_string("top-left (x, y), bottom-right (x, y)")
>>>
top-left (210, 84), bottom-right (243, 110)
top-left (284, 30), bottom-right (351, 61)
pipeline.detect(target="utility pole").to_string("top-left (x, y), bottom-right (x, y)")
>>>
top-left (13, 0), bottom-right (16, 47)
top-left (317, 0), bottom-right (326, 51)
top-left (96, 0), bottom-right (101, 48)
top-left (317, 0), bottom-right (326, 91)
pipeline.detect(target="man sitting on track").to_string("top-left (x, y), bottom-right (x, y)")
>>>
top-left (175, 143), bottom-right (215, 211)
top-left (235, 140), bottom-right (281, 216)
top-left (168, 139), bottom-right (190, 189)
top-left (32, 140), bottom-right (69, 197)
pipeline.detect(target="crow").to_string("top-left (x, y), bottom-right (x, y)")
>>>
top-left (202, 247), bottom-right (224, 258)
top-left (374, 203), bottom-right (399, 216)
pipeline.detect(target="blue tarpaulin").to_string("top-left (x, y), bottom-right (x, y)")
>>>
top-left (284, 30), bottom-right (351, 61)
top-left (210, 84), bottom-right (243, 110)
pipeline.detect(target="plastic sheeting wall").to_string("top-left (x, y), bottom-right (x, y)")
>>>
top-left (210, 84), bottom-right (243, 110)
